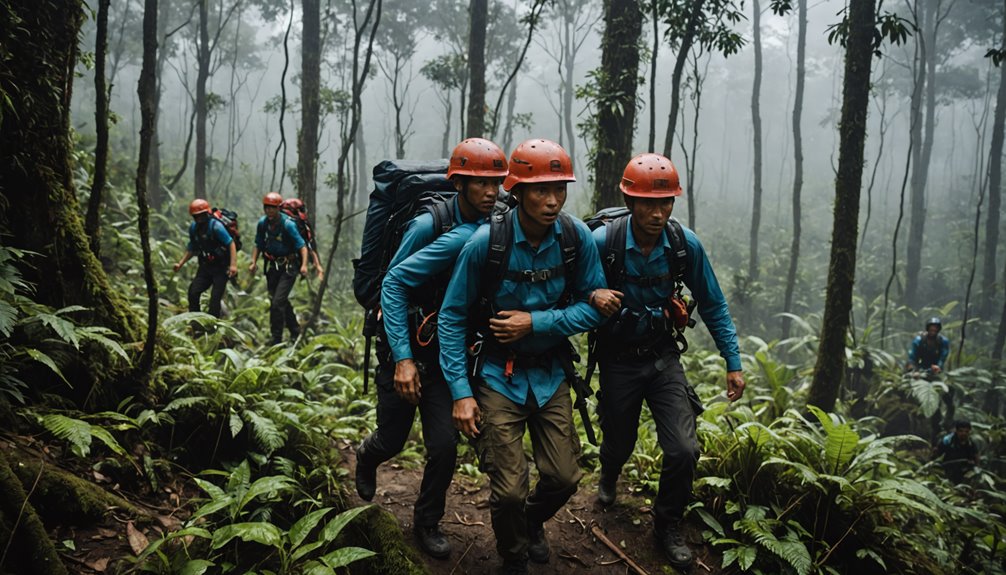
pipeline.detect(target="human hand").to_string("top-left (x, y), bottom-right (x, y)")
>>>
top-left (315, 265), bottom-right (324, 279)
top-left (300, 265), bottom-right (308, 278)
top-left (489, 310), bottom-right (533, 344)
top-left (930, 365), bottom-right (942, 375)
top-left (453, 397), bottom-right (481, 439)
top-left (726, 371), bottom-right (746, 402)
top-left (590, 289), bottom-right (623, 317)
top-left (173, 262), bottom-right (183, 273)
top-left (394, 359), bottom-right (422, 405)
top-left (248, 261), bottom-right (257, 274)
top-left (227, 265), bottom-right (238, 278)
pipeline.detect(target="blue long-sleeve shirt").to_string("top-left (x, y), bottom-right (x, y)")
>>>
top-left (382, 221), bottom-right (481, 363)
top-left (187, 218), bottom-right (233, 261)
top-left (592, 216), bottom-right (741, 372)
top-left (908, 333), bottom-right (950, 370)
top-left (255, 214), bottom-right (305, 257)
top-left (439, 211), bottom-right (607, 407)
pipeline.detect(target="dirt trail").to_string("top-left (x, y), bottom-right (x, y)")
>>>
top-left (340, 444), bottom-right (722, 575)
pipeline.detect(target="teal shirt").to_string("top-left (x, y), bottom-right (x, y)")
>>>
top-left (254, 214), bottom-right (305, 257)
top-left (438, 211), bottom-right (607, 407)
top-left (592, 216), bottom-right (741, 372)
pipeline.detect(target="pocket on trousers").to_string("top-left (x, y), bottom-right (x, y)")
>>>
top-left (686, 384), bottom-right (705, 416)
top-left (473, 414), bottom-right (495, 473)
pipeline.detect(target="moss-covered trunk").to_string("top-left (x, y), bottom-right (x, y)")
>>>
top-left (0, 451), bottom-right (69, 575)
top-left (0, 0), bottom-right (140, 346)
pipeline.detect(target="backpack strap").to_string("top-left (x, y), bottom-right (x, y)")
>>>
top-left (427, 197), bottom-right (454, 237)
top-left (557, 212), bottom-right (578, 306)
top-left (665, 217), bottom-right (687, 288)
top-left (480, 209), bottom-right (514, 315)
top-left (602, 214), bottom-right (629, 291)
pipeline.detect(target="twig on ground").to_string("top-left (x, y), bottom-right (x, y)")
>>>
top-left (566, 508), bottom-right (587, 530)
top-left (591, 523), bottom-right (649, 575)
top-left (558, 550), bottom-right (591, 568)
top-left (452, 511), bottom-right (485, 527)
top-left (695, 556), bottom-right (712, 572)
top-left (449, 537), bottom-right (476, 575)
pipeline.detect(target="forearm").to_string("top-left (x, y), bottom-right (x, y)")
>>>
top-left (299, 246), bottom-right (308, 267)
top-left (530, 301), bottom-right (604, 337)
top-left (250, 247), bottom-right (260, 263)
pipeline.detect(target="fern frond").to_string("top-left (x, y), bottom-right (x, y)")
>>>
top-left (244, 410), bottom-right (286, 452)
top-left (41, 414), bottom-right (92, 457)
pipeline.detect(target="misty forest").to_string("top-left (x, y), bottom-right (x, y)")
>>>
top-left (1, 0), bottom-right (1005, 573)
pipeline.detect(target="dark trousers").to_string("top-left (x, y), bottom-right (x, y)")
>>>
top-left (358, 362), bottom-right (458, 527)
top-left (597, 351), bottom-right (702, 530)
top-left (264, 262), bottom-right (299, 342)
top-left (475, 382), bottom-right (582, 561)
top-left (188, 261), bottom-right (229, 317)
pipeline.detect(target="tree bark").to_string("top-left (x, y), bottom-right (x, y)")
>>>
top-left (594, 0), bottom-right (643, 209)
top-left (782, 0), bottom-right (806, 339)
top-left (647, 0), bottom-right (658, 152)
top-left (905, 0), bottom-right (937, 308)
top-left (147, 0), bottom-right (169, 210)
top-left (748, 0), bottom-right (763, 280)
top-left (0, 453), bottom-right (68, 575)
top-left (662, 0), bottom-right (706, 159)
top-left (270, 0), bottom-right (294, 193)
top-left (298, 0), bottom-right (321, 222)
top-left (808, 0), bottom-right (875, 413)
top-left (134, 0), bottom-right (160, 377)
top-left (502, 77), bottom-right (517, 152)
top-left (465, 0), bottom-right (487, 138)
top-left (0, 0), bottom-right (139, 343)
top-left (84, 0), bottom-right (111, 257)
top-left (194, 0), bottom-right (209, 198)
top-left (984, 2), bottom-right (1006, 319)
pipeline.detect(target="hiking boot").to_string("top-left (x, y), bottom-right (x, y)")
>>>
top-left (597, 469), bottom-right (618, 506)
top-left (414, 524), bottom-right (451, 559)
top-left (354, 445), bottom-right (377, 502)
top-left (527, 522), bottom-right (550, 564)
top-left (498, 558), bottom-right (528, 575)
top-left (655, 524), bottom-right (693, 568)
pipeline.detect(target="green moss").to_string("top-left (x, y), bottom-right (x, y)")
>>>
top-left (11, 456), bottom-right (141, 525)
top-left (338, 507), bottom-right (430, 575)
top-left (0, 451), bottom-right (69, 575)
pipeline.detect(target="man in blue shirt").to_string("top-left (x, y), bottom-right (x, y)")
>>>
top-left (173, 199), bottom-right (237, 317)
top-left (438, 139), bottom-right (606, 574)
top-left (248, 192), bottom-right (308, 345)
top-left (907, 317), bottom-right (950, 376)
top-left (589, 153), bottom-right (745, 570)
top-left (354, 138), bottom-right (508, 558)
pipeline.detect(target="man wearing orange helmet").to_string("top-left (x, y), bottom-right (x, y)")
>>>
top-left (354, 138), bottom-right (507, 558)
top-left (438, 139), bottom-right (606, 574)
top-left (590, 153), bottom-right (745, 569)
top-left (249, 192), bottom-right (308, 345)
top-left (173, 199), bottom-right (237, 317)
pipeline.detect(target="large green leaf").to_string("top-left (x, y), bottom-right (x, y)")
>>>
top-left (41, 414), bottom-right (91, 457)
top-left (909, 378), bottom-right (943, 418)
top-left (244, 409), bottom-right (286, 452)
top-left (237, 475), bottom-right (295, 513)
top-left (179, 559), bottom-right (215, 575)
top-left (211, 522), bottom-right (283, 549)
top-left (26, 349), bottom-right (69, 385)
top-left (808, 405), bottom-right (859, 474)
top-left (227, 460), bottom-right (252, 494)
top-left (35, 313), bottom-right (80, 349)
top-left (88, 425), bottom-right (127, 457)
top-left (289, 507), bottom-right (333, 549)
top-left (0, 299), bottom-right (17, 337)
top-left (319, 505), bottom-right (374, 543)
top-left (319, 547), bottom-right (376, 569)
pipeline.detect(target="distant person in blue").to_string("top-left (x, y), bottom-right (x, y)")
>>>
top-left (589, 153), bottom-right (745, 570)
top-left (438, 139), bottom-right (606, 575)
top-left (907, 317), bottom-right (950, 377)
top-left (353, 138), bottom-right (508, 559)
top-left (173, 199), bottom-right (237, 318)
top-left (248, 192), bottom-right (307, 345)
top-left (933, 420), bottom-right (979, 483)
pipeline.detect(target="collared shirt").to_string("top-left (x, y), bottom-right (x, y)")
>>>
top-left (592, 216), bottom-right (741, 372)
top-left (187, 218), bottom-right (232, 259)
top-left (439, 211), bottom-right (606, 407)
top-left (909, 334), bottom-right (950, 369)
top-left (381, 198), bottom-right (480, 363)
top-left (255, 213), bottom-right (305, 257)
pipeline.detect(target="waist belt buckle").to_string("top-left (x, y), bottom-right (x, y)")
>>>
top-left (523, 269), bottom-right (550, 282)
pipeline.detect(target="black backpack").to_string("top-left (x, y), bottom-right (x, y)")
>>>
top-left (212, 207), bottom-right (242, 251)
top-left (281, 206), bottom-right (317, 252)
top-left (584, 207), bottom-right (686, 292)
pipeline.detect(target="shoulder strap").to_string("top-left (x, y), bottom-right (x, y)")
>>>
top-left (557, 212), bottom-right (578, 306)
top-left (604, 215), bottom-right (629, 291)
top-left (427, 198), bottom-right (454, 238)
top-left (665, 217), bottom-right (688, 286)
top-left (480, 209), bottom-right (514, 315)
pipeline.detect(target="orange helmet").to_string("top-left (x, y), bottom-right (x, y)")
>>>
top-left (502, 139), bottom-right (575, 191)
top-left (189, 198), bottom-right (211, 216)
top-left (619, 153), bottom-right (683, 198)
top-left (447, 138), bottom-right (508, 179)
top-left (263, 192), bottom-right (283, 206)
top-left (281, 198), bottom-right (304, 212)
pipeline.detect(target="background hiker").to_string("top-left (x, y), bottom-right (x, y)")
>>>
top-left (173, 198), bottom-right (237, 318)
top-left (248, 192), bottom-right (307, 345)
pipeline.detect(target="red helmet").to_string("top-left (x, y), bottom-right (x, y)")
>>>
top-left (263, 192), bottom-right (283, 207)
top-left (189, 198), bottom-right (211, 216)
top-left (503, 139), bottom-right (575, 191)
top-left (281, 198), bottom-right (304, 212)
top-left (620, 153), bottom-right (683, 198)
top-left (447, 138), bottom-right (508, 179)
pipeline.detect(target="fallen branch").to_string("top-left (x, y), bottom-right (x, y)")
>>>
top-left (452, 511), bottom-right (485, 527)
top-left (590, 523), bottom-right (649, 575)
top-left (449, 538), bottom-right (476, 575)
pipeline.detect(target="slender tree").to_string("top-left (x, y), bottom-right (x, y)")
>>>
top-left (648, 0), bottom-right (659, 151)
top-left (270, 0), bottom-right (294, 192)
top-left (136, 0), bottom-right (159, 376)
top-left (194, 0), bottom-right (209, 197)
top-left (782, 0), bottom-right (806, 339)
top-left (662, 0), bottom-right (705, 158)
top-left (748, 0), bottom-right (764, 280)
top-left (808, 0), bottom-right (876, 412)
top-left (85, 0), bottom-right (111, 257)
top-left (984, 3), bottom-right (1006, 318)
top-left (594, 0), bottom-right (643, 208)
top-left (466, 0), bottom-right (487, 137)
top-left (298, 0), bottom-right (321, 220)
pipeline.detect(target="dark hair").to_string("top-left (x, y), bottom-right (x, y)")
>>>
top-left (954, 420), bottom-right (971, 430)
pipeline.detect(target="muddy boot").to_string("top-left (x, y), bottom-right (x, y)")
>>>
top-left (414, 524), bottom-right (451, 559)
top-left (597, 469), bottom-right (618, 506)
top-left (655, 524), bottom-right (693, 569)
top-left (354, 444), bottom-right (377, 502)
top-left (527, 522), bottom-right (550, 564)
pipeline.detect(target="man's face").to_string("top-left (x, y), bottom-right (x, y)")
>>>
top-left (264, 204), bottom-right (279, 220)
top-left (515, 181), bottom-right (567, 227)
top-left (459, 176), bottom-right (502, 216)
top-left (927, 325), bottom-right (940, 337)
top-left (193, 212), bottom-right (209, 225)
top-left (628, 196), bottom-right (675, 237)
top-left (955, 427), bottom-right (971, 442)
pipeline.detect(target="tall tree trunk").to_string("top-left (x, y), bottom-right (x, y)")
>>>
top-left (905, 0), bottom-right (936, 308)
top-left (502, 77), bottom-right (518, 153)
top-left (984, 3), bottom-right (1006, 319)
top-left (147, 0), bottom-right (168, 210)
top-left (995, 250), bottom-right (1006, 360)
top-left (748, 0), bottom-right (763, 280)
top-left (594, 0), bottom-right (643, 209)
top-left (298, 0), bottom-right (321, 222)
top-left (135, 0), bottom-right (160, 377)
top-left (0, 0), bottom-right (139, 343)
top-left (441, 95), bottom-right (452, 158)
top-left (647, 0), bottom-right (658, 152)
top-left (807, 0), bottom-right (875, 413)
top-left (466, 0), bottom-right (487, 138)
top-left (270, 0), bottom-right (294, 193)
top-left (662, 0), bottom-right (705, 158)
top-left (562, 2), bottom-right (577, 164)
top-left (85, 0), bottom-right (111, 257)
top-left (194, 0), bottom-right (209, 198)
top-left (782, 0), bottom-right (806, 339)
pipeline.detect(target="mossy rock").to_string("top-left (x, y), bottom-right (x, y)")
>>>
top-left (338, 506), bottom-right (430, 575)
top-left (11, 456), bottom-right (142, 526)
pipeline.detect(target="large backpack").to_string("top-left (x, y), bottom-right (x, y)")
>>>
top-left (211, 207), bottom-right (242, 251)
top-left (281, 204), bottom-right (317, 252)
top-left (584, 207), bottom-right (686, 292)
top-left (352, 159), bottom-right (457, 310)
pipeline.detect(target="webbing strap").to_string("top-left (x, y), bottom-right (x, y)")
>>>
top-left (502, 264), bottom-right (567, 283)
